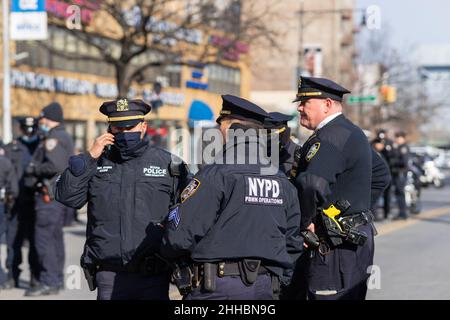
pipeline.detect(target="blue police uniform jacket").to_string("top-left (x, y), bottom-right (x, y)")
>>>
top-left (31, 125), bottom-right (74, 180)
top-left (293, 114), bottom-right (372, 229)
top-left (161, 136), bottom-right (303, 284)
top-left (4, 137), bottom-right (40, 194)
top-left (55, 137), bottom-right (189, 269)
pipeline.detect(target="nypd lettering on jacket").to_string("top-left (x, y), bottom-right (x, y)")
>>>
top-left (245, 176), bottom-right (283, 206)
top-left (143, 165), bottom-right (167, 177)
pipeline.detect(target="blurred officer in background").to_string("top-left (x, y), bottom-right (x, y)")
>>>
top-left (391, 131), bottom-right (410, 220)
top-left (3, 117), bottom-right (41, 288)
top-left (372, 129), bottom-right (395, 219)
top-left (24, 103), bottom-right (74, 296)
top-left (0, 143), bottom-right (19, 289)
top-left (161, 95), bottom-right (303, 300)
top-left (291, 76), bottom-right (375, 300)
top-left (55, 99), bottom-right (189, 300)
top-left (264, 112), bottom-right (300, 177)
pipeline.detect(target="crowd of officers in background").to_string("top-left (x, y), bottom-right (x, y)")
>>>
top-left (0, 103), bottom-right (74, 296)
top-left (0, 75), bottom-right (422, 300)
top-left (371, 129), bottom-right (413, 221)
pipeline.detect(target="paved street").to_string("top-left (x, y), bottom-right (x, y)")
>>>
top-left (367, 175), bottom-right (450, 300)
top-left (1, 176), bottom-right (450, 300)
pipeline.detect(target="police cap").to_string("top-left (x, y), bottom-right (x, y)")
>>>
top-left (18, 116), bottom-right (38, 134)
top-left (216, 94), bottom-right (269, 125)
top-left (265, 112), bottom-right (294, 129)
top-left (293, 76), bottom-right (351, 103)
top-left (100, 99), bottom-right (151, 127)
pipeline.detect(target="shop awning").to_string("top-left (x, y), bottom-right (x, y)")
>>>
top-left (188, 100), bottom-right (215, 127)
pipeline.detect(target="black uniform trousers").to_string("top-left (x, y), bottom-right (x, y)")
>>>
top-left (6, 196), bottom-right (39, 282)
top-left (95, 271), bottom-right (170, 300)
top-left (185, 274), bottom-right (273, 300)
top-left (34, 196), bottom-right (65, 287)
top-left (306, 224), bottom-right (374, 300)
top-left (392, 173), bottom-right (407, 218)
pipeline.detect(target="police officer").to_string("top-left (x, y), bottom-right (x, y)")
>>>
top-left (264, 112), bottom-right (299, 177)
top-left (372, 129), bottom-right (395, 219)
top-left (161, 95), bottom-right (303, 300)
top-left (3, 117), bottom-right (41, 288)
top-left (55, 99), bottom-right (189, 300)
top-left (0, 144), bottom-right (19, 289)
top-left (391, 131), bottom-right (410, 220)
top-left (291, 76), bottom-right (375, 300)
top-left (24, 102), bottom-right (74, 296)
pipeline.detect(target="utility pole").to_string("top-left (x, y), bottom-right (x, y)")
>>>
top-left (2, 0), bottom-right (12, 143)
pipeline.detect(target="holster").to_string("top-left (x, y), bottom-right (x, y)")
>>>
top-left (82, 265), bottom-right (97, 291)
top-left (238, 259), bottom-right (261, 287)
top-left (203, 262), bottom-right (217, 292)
top-left (172, 264), bottom-right (193, 296)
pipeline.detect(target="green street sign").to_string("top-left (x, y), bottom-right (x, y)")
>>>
top-left (347, 95), bottom-right (377, 104)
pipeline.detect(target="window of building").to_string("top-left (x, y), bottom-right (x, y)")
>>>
top-left (207, 64), bottom-right (241, 95)
top-left (65, 120), bottom-right (87, 152)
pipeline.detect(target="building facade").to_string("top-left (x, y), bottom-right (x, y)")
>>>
top-left (0, 0), bottom-right (251, 161)
top-left (249, 0), bottom-right (357, 140)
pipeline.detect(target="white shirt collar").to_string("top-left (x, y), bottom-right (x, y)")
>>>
top-left (316, 112), bottom-right (342, 131)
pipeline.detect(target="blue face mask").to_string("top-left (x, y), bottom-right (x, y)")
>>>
top-left (39, 124), bottom-right (50, 133)
top-left (21, 135), bottom-right (38, 144)
top-left (114, 132), bottom-right (142, 151)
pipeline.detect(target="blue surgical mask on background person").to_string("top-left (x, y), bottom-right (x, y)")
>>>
top-left (21, 135), bottom-right (38, 144)
top-left (39, 124), bottom-right (50, 133)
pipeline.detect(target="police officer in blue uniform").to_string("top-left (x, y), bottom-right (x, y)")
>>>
top-left (372, 130), bottom-right (395, 219)
top-left (3, 117), bottom-right (41, 288)
top-left (0, 145), bottom-right (19, 289)
top-left (291, 77), bottom-right (376, 300)
top-left (55, 99), bottom-right (190, 300)
top-left (161, 95), bottom-right (303, 300)
top-left (264, 112), bottom-right (299, 177)
top-left (391, 131), bottom-right (410, 220)
top-left (24, 103), bottom-right (74, 296)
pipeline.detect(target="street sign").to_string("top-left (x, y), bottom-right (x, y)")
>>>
top-left (347, 95), bottom-right (377, 104)
top-left (10, 0), bottom-right (48, 40)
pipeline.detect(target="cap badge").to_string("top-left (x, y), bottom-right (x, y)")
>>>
top-left (116, 99), bottom-right (129, 112)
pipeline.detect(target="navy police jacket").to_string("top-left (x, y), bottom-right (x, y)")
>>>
top-left (55, 138), bottom-right (189, 269)
top-left (293, 114), bottom-right (372, 229)
top-left (161, 136), bottom-right (303, 284)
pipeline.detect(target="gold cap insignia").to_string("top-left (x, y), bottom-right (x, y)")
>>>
top-left (116, 99), bottom-right (129, 112)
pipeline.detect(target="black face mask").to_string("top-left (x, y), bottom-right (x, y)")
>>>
top-left (114, 132), bottom-right (142, 151)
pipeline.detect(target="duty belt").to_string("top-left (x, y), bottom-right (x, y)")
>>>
top-left (339, 211), bottom-right (375, 229)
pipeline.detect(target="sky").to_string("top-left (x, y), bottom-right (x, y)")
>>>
top-left (357, 0), bottom-right (450, 48)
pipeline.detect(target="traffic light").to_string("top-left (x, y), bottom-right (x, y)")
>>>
top-left (380, 85), bottom-right (396, 103)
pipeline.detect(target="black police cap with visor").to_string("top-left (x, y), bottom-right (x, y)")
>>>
top-left (216, 94), bottom-right (270, 125)
top-left (100, 99), bottom-right (152, 127)
top-left (18, 116), bottom-right (38, 135)
top-left (292, 76), bottom-right (351, 103)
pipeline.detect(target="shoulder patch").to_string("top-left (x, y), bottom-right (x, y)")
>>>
top-left (167, 206), bottom-right (181, 229)
top-left (45, 139), bottom-right (58, 151)
top-left (306, 142), bottom-right (320, 161)
top-left (180, 178), bottom-right (201, 203)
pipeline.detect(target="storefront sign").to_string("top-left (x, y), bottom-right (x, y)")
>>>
top-left (209, 35), bottom-right (249, 62)
top-left (11, 69), bottom-right (185, 105)
top-left (46, 0), bottom-right (99, 26)
top-left (10, 0), bottom-right (48, 40)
